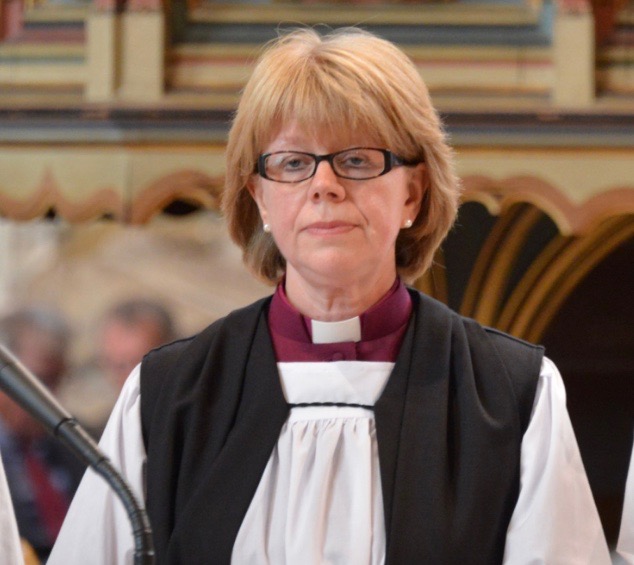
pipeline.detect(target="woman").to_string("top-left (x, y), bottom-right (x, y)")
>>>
top-left (50, 28), bottom-right (609, 564)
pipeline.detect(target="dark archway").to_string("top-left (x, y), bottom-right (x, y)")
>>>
top-left (541, 236), bottom-right (634, 547)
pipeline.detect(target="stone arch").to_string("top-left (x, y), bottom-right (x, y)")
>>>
top-left (416, 175), bottom-right (634, 345)
top-left (129, 170), bottom-right (224, 224)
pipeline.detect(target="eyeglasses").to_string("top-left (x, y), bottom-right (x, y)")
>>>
top-left (257, 147), bottom-right (421, 184)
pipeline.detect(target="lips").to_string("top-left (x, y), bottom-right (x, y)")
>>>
top-left (304, 221), bottom-right (356, 234)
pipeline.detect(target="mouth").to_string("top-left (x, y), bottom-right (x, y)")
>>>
top-left (304, 221), bottom-right (357, 235)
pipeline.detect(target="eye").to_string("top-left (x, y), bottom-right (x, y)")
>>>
top-left (336, 149), bottom-right (378, 171)
top-left (345, 156), bottom-right (367, 167)
top-left (279, 153), bottom-right (313, 171)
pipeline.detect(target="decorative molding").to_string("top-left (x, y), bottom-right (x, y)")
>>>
top-left (462, 175), bottom-right (634, 235)
top-left (0, 167), bottom-right (225, 223)
top-left (189, 2), bottom-right (542, 27)
top-left (129, 170), bottom-right (224, 223)
top-left (0, 168), bottom-right (123, 221)
top-left (462, 204), bottom-right (544, 324)
top-left (505, 216), bottom-right (634, 341)
top-left (413, 177), bottom-right (634, 343)
top-left (556, 0), bottom-right (592, 15)
top-left (22, 4), bottom-right (89, 22)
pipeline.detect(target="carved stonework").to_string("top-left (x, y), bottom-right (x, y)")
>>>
top-left (0, 0), bottom-right (24, 40)
top-left (126, 0), bottom-right (162, 11)
top-left (415, 179), bottom-right (634, 342)
top-left (591, 0), bottom-right (629, 45)
top-left (94, 0), bottom-right (124, 12)
top-left (557, 0), bottom-right (592, 14)
top-left (461, 177), bottom-right (634, 236)
top-left (94, 0), bottom-right (160, 12)
top-left (0, 168), bottom-right (124, 222)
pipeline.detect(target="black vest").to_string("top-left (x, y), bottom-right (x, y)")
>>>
top-left (141, 290), bottom-right (543, 564)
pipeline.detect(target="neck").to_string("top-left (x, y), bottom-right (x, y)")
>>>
top-left (284, 268), bottom-right (398, 321)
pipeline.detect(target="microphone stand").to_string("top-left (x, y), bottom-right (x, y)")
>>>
top-left (0, 344), bottom-right (155, 564)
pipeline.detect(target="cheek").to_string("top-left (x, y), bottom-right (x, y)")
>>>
top-left (265, 192), bottom-right (303, 227)
top-left (364, 193), bottom-right (408, 232)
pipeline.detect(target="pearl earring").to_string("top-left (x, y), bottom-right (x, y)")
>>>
top-left (403, 219), bottom-right (413, 229)
top-left (263, 223), bottom-right (271, 233)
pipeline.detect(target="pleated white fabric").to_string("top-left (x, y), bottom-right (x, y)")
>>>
top-left (232, 361), bottom-right (393, 565)
top-left (616, 441), bottom-right (634, 564)
top-left (49, 357), bottom-right (611, 565)
top-left (0, 453), bottom-right (22, 565)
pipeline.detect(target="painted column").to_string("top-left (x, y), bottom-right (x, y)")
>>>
top-left (118, 0), bottom-right (165, 101)
top-left (86, 0), bottom-right (164, 102)
top-left (86, 0), bottom-right (120, 101)
top-left (553, 0), bottom-right (595, 107)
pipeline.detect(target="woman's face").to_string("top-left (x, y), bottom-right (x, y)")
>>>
top-left (249, 121), bottom-right (424, 293)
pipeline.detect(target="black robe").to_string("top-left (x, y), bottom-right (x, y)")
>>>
top-left (141, 290), bottom-right (543, 564)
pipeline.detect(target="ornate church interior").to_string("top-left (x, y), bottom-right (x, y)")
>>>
top-left (0, 0), bottom-right (633, 555)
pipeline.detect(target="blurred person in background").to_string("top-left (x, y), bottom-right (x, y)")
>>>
top-left (99, 298), bottom-right (177, 394)
top-left (59, 298), bottom-right (177, 439)
top-left (0, 308), bottom-right (84, 561)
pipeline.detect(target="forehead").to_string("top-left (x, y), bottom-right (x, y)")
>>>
top-left (263, 119), bottom-right (384, 152)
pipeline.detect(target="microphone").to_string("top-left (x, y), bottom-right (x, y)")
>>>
top-left (0, 343), bottom-right (155, 564)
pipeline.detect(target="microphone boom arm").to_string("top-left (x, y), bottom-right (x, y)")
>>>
top-left (0, 343), bottom-right (155, 564)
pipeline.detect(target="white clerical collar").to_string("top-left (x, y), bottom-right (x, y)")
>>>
top-left (310, 316), bottom-right (362, 344)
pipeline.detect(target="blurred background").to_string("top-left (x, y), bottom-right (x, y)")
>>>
top-left (0, 0), bottom-right (632, 560)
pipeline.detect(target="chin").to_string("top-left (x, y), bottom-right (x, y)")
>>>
top-left (290, 247), bottom-right (391, 285)
top-left (307, 259), bottom-right (372, 284)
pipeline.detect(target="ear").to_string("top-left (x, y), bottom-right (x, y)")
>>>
top-left (247, 176), bottom-right (269, 226)
top-left (404, 162), bottom-right (425, 221)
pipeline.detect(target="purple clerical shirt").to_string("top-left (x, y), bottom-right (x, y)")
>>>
top-left (267, 279), bottom-right (412, 363)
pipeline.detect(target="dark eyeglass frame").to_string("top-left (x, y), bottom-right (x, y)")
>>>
top-left (256, 147), bottom-right (421, 183)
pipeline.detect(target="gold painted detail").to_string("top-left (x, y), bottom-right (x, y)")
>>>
top-left (414, 177), bottom-right (634, 343)
top-left (189, 3), bottom-right (542, 26)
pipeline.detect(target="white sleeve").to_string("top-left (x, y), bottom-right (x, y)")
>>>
top-left (48, 365), bottom-right (146, 565)
top-left (0, 452), bottom-right (22, 565)
top-left (616, 441), bottom-right (634, 564)
top-left (503, 357), bottom-right (611, 564)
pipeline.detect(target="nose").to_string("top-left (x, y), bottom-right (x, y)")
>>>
top-left (310, 160), bottom-right (345, 201)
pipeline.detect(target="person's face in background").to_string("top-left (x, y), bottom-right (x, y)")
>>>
top-left (0, 327), bottom-right (66, 442)
top-left (100, 318), bottom-right (165, 391)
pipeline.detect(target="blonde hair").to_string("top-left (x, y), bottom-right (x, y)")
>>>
top-left (222, 27), bottom-right (461, 284)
